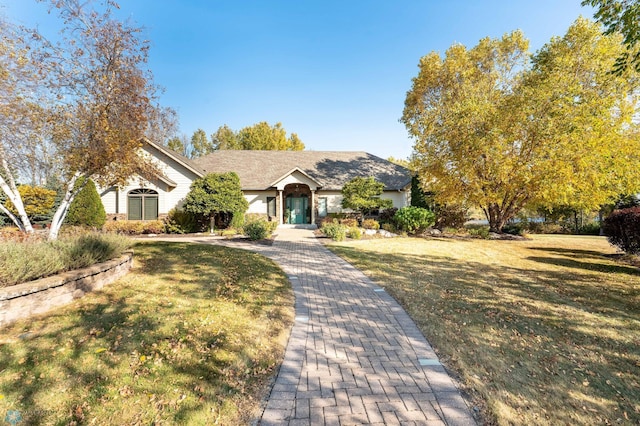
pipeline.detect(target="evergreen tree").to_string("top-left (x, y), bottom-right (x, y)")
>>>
top-left (65, 178), bottom-right (106, 228)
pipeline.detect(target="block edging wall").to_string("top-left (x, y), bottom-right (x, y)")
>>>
top-left (0, 252), bottom-right (134, 328)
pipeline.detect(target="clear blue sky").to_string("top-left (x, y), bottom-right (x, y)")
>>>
top-left (3, 1), bottom-right (592, 160)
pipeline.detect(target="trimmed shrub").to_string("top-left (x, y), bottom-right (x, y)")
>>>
top-left (379, 208), bottom-right (398, 225)
top-left (243, 221), bottom-right (269, 240)
top-left (361, 219), bottom-right (380, 230)
top-left (381, 223), bottom-right (397, 233)
top-left (347, 227), bottom-right (362, 240)
top-left (394, 206), bottom-right (436, 234)
top-left (242, 214), bottom-right (276, 240)
top-left (103, 220), bottom-right (165, 235)
top-left (230, 211), bottom-right (245, 229)
top-left (321, 221), bottom-right (347, 241)
top-left (339, 218), bottom-right (358, 227)
top-left (65, 178), bottom-right (106, 228)
top-left (603, 207), bottom-right (640, 254)
top-left (165, 208), bottom-right (198, 234)
top-left (434, 204), bottom-right (467, 230)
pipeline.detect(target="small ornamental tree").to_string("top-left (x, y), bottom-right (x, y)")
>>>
top-left (341, 177), bottom-right (392, 220)
top-left (65, 178), bottom-right (106, 228)
top-left (5, 185), bottom-right (56, 222)
top-left (183, 172), bottom-right (248, 233)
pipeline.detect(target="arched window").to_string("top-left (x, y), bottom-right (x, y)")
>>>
top-left (128, 188), bottom-right (158, 220)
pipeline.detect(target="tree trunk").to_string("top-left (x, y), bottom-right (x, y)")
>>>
top-left (0, 179), bottom-right (34, 233)
top-left (48, 174), bottom-right (82, 240)
top-left (209, 213), bottom-right (216, 234)
top-left (487, 203), bottom-right (506, 233)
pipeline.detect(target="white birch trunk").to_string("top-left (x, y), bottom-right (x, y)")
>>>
top-left (48, 173), bottom-right (84, 240)
top-left (0, 157), bottom-right (34, 233)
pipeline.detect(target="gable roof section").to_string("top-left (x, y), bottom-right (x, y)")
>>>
top-left (144, 139), bottom-right (205, 179)
top-left (269, 167), bottom-right (323, 189)
top-left (192, 150), bottom-right (411, 191)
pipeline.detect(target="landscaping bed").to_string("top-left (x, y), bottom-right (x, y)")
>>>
top-left (328, 235), bottom-right (640, 425)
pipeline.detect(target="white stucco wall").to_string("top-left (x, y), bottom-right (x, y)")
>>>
top-left (245, 191), bottom-right (276, 215)
top-left (382, 191), bottom-right (410, 209)
top-left (315, 190), bottom-right (409, 214)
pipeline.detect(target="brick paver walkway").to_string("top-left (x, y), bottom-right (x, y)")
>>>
top-left (157, 227), bottom-right (477, 425)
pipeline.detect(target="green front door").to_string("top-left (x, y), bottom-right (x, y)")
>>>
top-left (288, 196), bottom-right (308, 224)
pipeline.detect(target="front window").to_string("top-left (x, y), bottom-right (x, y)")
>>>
top-left (318, 197), bottom-right (328, 217)
top-left (128, 188), bottom-right (158, 220)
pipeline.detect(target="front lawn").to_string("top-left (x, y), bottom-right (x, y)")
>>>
top-left (0, 242), bottom-right (293, 425)
top-left (328, 235), bottom-right (639, 425)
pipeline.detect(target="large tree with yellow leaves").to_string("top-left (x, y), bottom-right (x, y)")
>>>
top-left (402, 18), bottom-right (640, 233)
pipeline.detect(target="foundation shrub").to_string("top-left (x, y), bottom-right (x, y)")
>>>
top-left (230, 211), bottom-right (245, 229)
top-left (164, 208), bottom-right (198, 234)
top-left (361, 219), bottom-right (380, 230)
top-left (379, 208), bottom-right (398, 225)
top-left (103, 220), bottom-right (165, 235)
top-left (321, 220), bottom-right (347, 242)
top-left (347, 227), bottom-right (362, 240)
top-left (394, 206), bottom-right (436, 234)
top-left (381, 223), bottom-right (397, 233)
top-left (243, 221), bottom-right (269, 240)
top-left (339, 218), bottom-right (358, 227)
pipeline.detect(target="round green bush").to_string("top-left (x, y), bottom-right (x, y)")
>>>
top-left (65, 178), bottom-right (106, 228)
top-left (243, 221), bottom-right (269, 240)
top-left (394, 206), bottom-right (435, 234)
top-left (348, 227), bottom-right (362, 239)
top-left (321, 221), bottom-right (347, 241)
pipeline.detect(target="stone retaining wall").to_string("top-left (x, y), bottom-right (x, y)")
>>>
top-left (0, 252), bottom-right (133, 328)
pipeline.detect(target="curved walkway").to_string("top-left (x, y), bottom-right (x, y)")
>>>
top-left (158, 227), bottom-right (477, 425)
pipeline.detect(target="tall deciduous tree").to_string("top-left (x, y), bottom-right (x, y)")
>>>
top-left (191, 128), bottom-right (214, 158)
top-left (40, 0), bottom-right (162, 240)
top-left (166, 135), bottom-right (191, 157)
top-left (0, 0), bottom-right (164, 239)
top-left (183, 172), bottom-right (248, 233)
top-left (402, 18), bottom-right (640, 233)
top-left (211, 122), bottom-right (305, 151)
top-left (583, 0), bottom-right (640, 73)
top-left (341, 177), bottom-right (393, 220)
top-left (211, 124), bottom-right (238, 150)
top-left (0, 19), bottom-right (48, 233)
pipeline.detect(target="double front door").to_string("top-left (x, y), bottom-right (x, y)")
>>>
top-left (287, 196), bottom-right (308, 224)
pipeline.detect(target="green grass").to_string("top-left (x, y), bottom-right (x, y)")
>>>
top-left (327, 235), bottom-right (640, 426)
top-left (0, 242), bottom-right (293, 425)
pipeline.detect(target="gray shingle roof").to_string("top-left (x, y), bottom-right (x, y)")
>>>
top-left (192, 150), bottom-right (411, 191)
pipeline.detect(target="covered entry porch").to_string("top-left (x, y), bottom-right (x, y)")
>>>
top-left (270, 168), bottom-right (322, 226)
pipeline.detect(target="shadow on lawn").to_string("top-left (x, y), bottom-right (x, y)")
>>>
top-left (328, 244), bottom-right (640, 425)
top-left (0, 242), bottom-right (292, 425)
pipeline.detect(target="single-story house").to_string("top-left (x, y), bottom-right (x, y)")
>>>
top-left (100, 140), bottom-right (411, 226)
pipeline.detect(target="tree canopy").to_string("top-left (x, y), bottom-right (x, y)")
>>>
top-left (0, 0), bottom-right (165, 239)
top-left (341, 177), bottom-right (393, 219)
top-left (402, 18), bottom-right (640, 232)
top-left (183, 172), bottom-right (248, 232)
top-left (583, 0), bottom-right (640, 73)
top-left (214, 122), bottom-right (305, 151)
